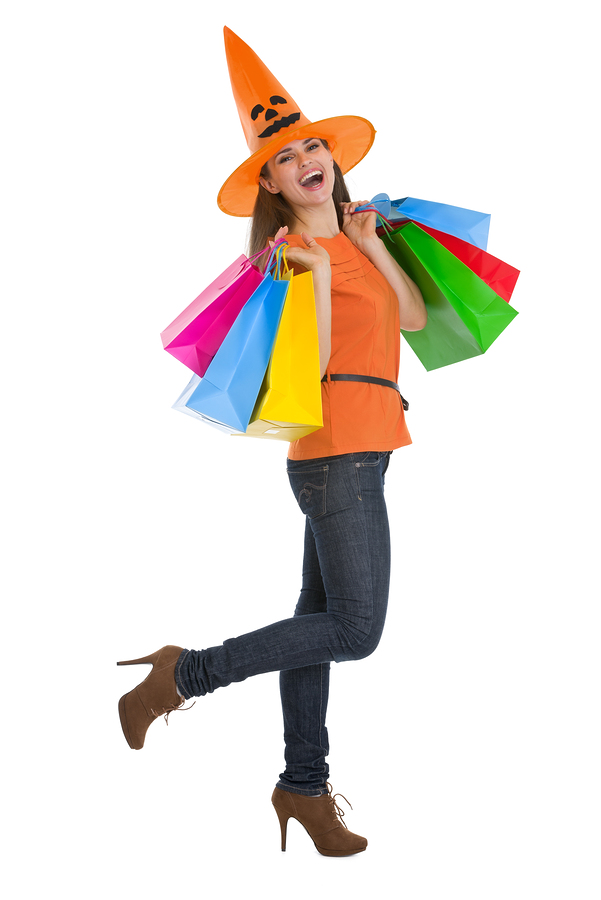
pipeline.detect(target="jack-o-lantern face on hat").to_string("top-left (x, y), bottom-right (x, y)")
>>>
top-left (250, 95), bottom-right (301, 139)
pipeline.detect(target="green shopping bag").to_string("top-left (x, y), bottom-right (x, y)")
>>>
top-left (381, 221), bottom-right (519, 371)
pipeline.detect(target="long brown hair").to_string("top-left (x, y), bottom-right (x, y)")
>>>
top-left (248, 140), bottom-right (351, 259)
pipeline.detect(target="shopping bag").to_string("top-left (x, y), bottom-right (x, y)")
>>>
top-left (174, 245), bottom-right (290, 431)
top-left (414, 223), bottom-right (520, 303)
top-left (172, 372), bottom-right (242, 435)
top-left (357, 194), bottom-right (491, 249)
top-left (160, 247), bottom-right (269, 377)
top-left (245, 260), bottom-right (323, 441)
top-left (380, 221), bottom-right (518, 371)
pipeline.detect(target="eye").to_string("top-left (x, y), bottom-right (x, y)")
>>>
top-left (307, 142), bottom-right (320, 151)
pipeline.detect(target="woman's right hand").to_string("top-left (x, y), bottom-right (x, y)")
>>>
top-left (270, 227), bottom-right (331, 276)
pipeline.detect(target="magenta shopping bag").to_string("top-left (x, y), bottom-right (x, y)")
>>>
top-left (175, 243), bottom-right (291, 432)
top-left (160, 249), bottom-right (269, 377)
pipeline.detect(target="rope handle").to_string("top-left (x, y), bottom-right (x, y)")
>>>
top-left (350, 205), bottom-right (395, 233)
top-left (248, 237), bottom-right (289, 269)
top-left (272, 240), bottom-right (290, 279)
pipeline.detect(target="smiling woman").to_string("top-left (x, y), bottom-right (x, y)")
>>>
top-left (250, 138), bottom-right (350, 257)
top-left (118, 25), bottom-right (426, 859)
top-left (265, 140), bottom-right (332, 193)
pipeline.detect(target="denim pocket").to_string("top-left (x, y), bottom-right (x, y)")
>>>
top-left (355, 451), bottom-right (383, 468)
top-left (353, 452), bottom-right (388, 499)
top-left (287, 465), bottom-right (328, 519)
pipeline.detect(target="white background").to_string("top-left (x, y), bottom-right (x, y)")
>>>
top-left (2, 1), bottom-right (599, 897)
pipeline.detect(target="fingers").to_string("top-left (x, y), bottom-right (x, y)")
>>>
top-left (269, 225), bottom-right (289, 250)
top-left (339, 201), bottom-right (370, 215)
top-left (285, 239), bottom-right (330, 271)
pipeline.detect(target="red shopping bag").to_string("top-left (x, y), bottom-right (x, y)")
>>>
top-left (413, 223), bottom-right (520, 303)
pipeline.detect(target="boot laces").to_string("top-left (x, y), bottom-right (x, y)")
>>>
top-left (150, 696), bottom-right (196, 725)
top-left (326, 782), bottom-right (353, 829)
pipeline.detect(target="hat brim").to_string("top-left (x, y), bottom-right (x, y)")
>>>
top-left (217, 115), bottom-right (376, 218)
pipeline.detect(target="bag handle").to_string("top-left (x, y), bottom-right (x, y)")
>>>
top-left (248, 237), bottom-right (288, 269)
top-left (266, 240), bottom-right (290, 280)
top-left (350, 206), bottom-right (395, 232)
top-left (276, 242), bottom-right (290, 279)
top-left (261, 238), bottom-right (289, 275)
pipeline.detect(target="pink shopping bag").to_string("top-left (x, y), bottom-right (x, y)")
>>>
top-left (161, 247), bottom-right (270, 377)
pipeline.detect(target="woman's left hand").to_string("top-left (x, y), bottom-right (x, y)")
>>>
top-left (342, 201), bottom-right (427, 332)
top-left (341, 201), bottom-right (378, 251)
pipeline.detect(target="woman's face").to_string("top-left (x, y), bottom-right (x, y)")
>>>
top-left (259, 138), bottom-right (335, 211)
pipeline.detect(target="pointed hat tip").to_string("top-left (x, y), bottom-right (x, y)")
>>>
top-left (223, 25), bottom-right (243, 48)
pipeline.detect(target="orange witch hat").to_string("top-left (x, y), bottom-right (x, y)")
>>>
top-left (217, 27), bottom-right (376, 217)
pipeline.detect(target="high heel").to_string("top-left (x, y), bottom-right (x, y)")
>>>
top-left (117, 645), bottom-right (187, 750)
top-left (117, 651), bottom-right (163, 667)
top-left (274, 804), bottom-right (291, 851)
top-left (271, 784), bottom-right (368, 856)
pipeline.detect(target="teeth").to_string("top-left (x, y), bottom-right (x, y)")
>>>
top-left (299, 169), bottom-right (322, 185)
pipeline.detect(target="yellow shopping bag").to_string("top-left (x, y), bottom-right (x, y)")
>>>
top-left (244, 252), bottom-right (323, 441)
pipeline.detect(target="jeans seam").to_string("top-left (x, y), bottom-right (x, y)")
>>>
top-left (318, 663), bottom-right (324, 773)
top-left (345, 495), bottom-right (375, 657)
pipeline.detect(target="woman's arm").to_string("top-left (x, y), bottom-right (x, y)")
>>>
top-left (271, 226), bottom-right (332, 377)
top-left (342, 203), bottom-right (427, 332)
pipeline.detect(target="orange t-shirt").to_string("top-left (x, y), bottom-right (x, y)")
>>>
top-left (286, 231), bottom-right (412, 461)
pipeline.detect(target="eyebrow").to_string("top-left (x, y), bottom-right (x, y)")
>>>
top-left (274, 139), bottom-right (319, 160)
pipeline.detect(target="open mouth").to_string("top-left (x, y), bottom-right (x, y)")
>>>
top-left (299, 169), bottom-right (324, 190)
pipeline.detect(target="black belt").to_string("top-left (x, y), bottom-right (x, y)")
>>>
top-left (321, 374), bottom-right (409, 411)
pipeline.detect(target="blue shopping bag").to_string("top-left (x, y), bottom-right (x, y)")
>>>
top-left (172, 372), bottom-right (242, 434)
top-left (174, 244), bottom-right (290, 432)
top-left (355, 194), bottom-right (491, 250)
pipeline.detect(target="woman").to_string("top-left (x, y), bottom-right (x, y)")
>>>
top-left (118, 29), bottom-right (426, 857)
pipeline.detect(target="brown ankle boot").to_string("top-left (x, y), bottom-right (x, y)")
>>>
top-left (117, 645), bottom-right (187, 749)
top-left (272, 784), bottom-right (368, 856)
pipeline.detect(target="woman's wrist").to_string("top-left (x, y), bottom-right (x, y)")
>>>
top-left (354, 233), bottom-right (384, 261)
top-left (309, 259), bottom-right (332, 281)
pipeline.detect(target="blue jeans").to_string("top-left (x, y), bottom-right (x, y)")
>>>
top-left (175, 450), bottom-right (392, 795)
